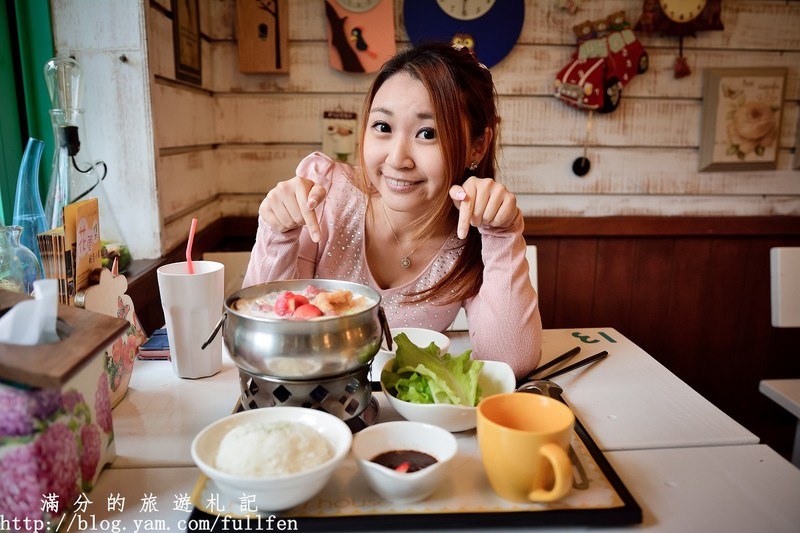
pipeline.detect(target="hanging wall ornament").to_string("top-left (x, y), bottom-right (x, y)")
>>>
top-left (635, 0), bottom-right (723, 79)
top-left (236, 0), bottom-right (289, 73)
top-left (572, 111), bottom-right (594, 177)
top-left (322, 109), bottom-right (357, 164)
top-left (324, 0), bottom-right (396, 73)
top-left (554, 11), bottom-right (648, 114)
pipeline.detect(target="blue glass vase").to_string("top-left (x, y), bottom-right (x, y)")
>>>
top-left (13, 137), bottom-right (47, 270)
top-left (0, 225), bottom-right (40, 294)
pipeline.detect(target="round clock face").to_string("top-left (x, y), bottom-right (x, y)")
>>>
top-left (336, 0), bottom-right (381, 13)
top-left (658, 0), bottom-right (707, 23)
top-left (436, 0), bottom-right (498, 21)
top-left (405, 0), bottom-right (523, 68)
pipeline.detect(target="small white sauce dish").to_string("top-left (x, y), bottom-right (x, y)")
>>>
top-left (352, 421), bottom-right (457, 504)
top-left (370, 327), bottom-right (451, 382)
top-left (381, 358), bottom-right (516, 432)
top-left (191, 407), bottom-right (352, 511)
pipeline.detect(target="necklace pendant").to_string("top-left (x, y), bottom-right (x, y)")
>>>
top-left (400, 256), bottom-right (411, 269)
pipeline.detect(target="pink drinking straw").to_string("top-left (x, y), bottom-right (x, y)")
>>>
top-left (186, 217), bottom-right (198, 274)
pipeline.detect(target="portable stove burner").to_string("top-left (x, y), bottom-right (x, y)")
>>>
top-left (238, 364), bottom-right (379, 432)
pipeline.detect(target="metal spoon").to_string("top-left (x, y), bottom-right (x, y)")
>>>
top-left (516, 380), bottom-right (589, 490)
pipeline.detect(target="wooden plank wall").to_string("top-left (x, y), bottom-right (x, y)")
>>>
top-left (145, 0), bottom-right (800, 255)
top-left (50, 0), bottom-right (162, 259)
top-left (529, 222), bottom-right (800, 460)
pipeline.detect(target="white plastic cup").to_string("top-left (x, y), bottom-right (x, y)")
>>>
top-left (157, 260), bottom-right (224, 379)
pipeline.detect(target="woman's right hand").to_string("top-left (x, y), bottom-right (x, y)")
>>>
top-left (258, 176), bottom-right (327, 243)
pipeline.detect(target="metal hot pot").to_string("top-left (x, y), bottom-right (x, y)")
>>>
top-left (204, 279), bottom-right (390, 381)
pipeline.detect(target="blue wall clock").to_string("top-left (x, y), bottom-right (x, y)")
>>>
top-left (403, 0), bottom-right (525, 68)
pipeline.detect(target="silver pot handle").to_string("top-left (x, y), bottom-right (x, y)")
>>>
top-left (378, 306), bottom-right (392, 351)
top-left (202, 313), bottom-right (226, 350)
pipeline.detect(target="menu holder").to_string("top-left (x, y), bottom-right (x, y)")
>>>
top-left (187, 398), bottom-right (642, 530)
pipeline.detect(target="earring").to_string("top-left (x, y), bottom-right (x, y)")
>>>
top-left (468, 161), bottom-right (478, 171)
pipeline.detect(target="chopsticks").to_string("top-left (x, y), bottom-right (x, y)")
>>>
top-left (532, 346), bottom-right (581, 377)
top-left (538, 350), bottom-right (608, 381)
top-left (516, 346), bottom-right (581, 386)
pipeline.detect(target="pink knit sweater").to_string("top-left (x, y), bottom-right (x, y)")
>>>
top-left (243, 153), bottom-right (541, 378)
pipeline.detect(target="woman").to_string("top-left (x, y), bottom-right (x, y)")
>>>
top-left (243, 43), bottom-right (541, 378)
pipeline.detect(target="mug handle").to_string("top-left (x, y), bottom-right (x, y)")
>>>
top-left (528, 443), bottom-right (572, 503)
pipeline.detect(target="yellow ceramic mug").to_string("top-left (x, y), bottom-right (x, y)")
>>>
top-left (477, 392), bottom-right (575, 503)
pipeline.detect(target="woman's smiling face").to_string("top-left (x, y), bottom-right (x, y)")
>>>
top-left (363, 72), bottom-right (448, 214)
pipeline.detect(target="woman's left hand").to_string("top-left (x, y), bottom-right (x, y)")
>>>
top-left (450, 177), bottom-right (517, 239)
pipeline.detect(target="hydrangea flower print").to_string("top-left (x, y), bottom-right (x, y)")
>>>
top-left (95, 373), bottom-right (113, 433)
top-left (0, 388), bottom-right (33, 438)
top-left (0, 443), bottom-right (42, 521)
top-left (31, 389), bottom-right (61, 420)
top-left (80, 423), bottom-right (101, 483)
top-left (0, 388), bottom-right (60, 438)
top-left (36, 422), bottom-right (79, 512)
top-left (61, 389), bottom-right (86, 414)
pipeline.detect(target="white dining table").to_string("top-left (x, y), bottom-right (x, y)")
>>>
top-left (89, 328), bottom-right (799, 532)
top-left (451, 328), bottom-right (759, 451)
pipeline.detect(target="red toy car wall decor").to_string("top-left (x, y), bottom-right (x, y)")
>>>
top-left (554, 12), bottom-right (648, 113)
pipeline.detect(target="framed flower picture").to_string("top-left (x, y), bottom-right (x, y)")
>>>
top-left (699, 67), bottom-right (787, 171)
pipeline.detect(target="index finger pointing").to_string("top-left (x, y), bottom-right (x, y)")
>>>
top-left (457, 194), bottom-right (472, 240)
top-left (297, 185), bottom-right (323, 242)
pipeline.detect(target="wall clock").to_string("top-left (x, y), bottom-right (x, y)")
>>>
top-left (335, 0), bottom-right (381, 12)
top-left (404, 0), bottom-right (524, 68)
top-left (635, 0), bottom-right (723, 78)
top-left (659, 0), bottom-right (707, 23)
top-left (435, 0), bottom-right (497, 21)
top-left (325, 0), bottom-right (396, 73)
top-left (636, 0), bottom-right (723, 36)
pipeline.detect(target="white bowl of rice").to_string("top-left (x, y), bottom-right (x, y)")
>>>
top-left (191, 407), bottom-right (352, 511)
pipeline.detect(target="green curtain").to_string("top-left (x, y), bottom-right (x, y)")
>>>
top-left (0, 0), bottom-right (54, 225)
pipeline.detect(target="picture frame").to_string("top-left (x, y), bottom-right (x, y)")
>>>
top-left (793, 114), bottom-right (800, 170)
top-left (172, 0), bottom-right (202, 85)
top-left (699, 67), bottom-right (786, 172)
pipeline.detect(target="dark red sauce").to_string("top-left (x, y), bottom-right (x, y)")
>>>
top-left (371, 450), bottom-right (437, 473)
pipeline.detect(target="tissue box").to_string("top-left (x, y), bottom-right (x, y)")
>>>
top-left (0, 289), bottom-right (128, 527)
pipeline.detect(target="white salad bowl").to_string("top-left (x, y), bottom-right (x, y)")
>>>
top-left (352, 421), bottom-right (457, 504)
top-left (381, 358), bottom-right (516, 432)
top-left (369, 327), bottom-right (451, 382)
top-left (191, 407), bottom-right (352, 511)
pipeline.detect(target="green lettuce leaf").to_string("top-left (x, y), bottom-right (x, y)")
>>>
top-left (381, 332), bottom-right (484, 406)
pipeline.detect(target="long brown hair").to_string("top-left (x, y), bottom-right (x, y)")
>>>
top-left (358, 43), bottom-right (500, 304)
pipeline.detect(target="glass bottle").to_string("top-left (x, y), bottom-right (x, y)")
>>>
top-left (43, 56), bottom-right (81, 229)
top-left (41, 56), bottom-right (125, 256)
top-left (43, 107), bottom-right (105, 229)
top-left (0, 225), bottom-right (41, 294)
top-left (43, 56), bottom-right (106, 229)
top-left (13, 138), bottom-right (47, 270)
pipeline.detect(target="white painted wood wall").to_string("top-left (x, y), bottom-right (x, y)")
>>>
top-left (50, 0), bottom-right (161, 259)
top-left (58, 0), bottom-right (800, 258)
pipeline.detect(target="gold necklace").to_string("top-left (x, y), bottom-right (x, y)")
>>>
top-left (381, 201), bottom-right (423, 269)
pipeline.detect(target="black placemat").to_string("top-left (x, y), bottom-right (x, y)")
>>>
top-left (186, 408), bottom-right (641, 531)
